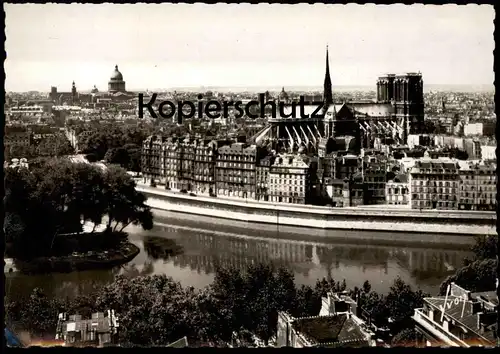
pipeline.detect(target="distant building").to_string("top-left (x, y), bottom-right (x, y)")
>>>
top-left (5, 125), bottom-right (33, 150)
top-left (480, 145), bottom-right (496, 161)
top-left (463, 138), bottom-right (482, 160)
top-left (108, 65), bottom-right (126, 93)
top-left (413, 282), bottom-right (498, 347)
top-left (55, 311), bottom-right (119, 347)
top-left (277, 292), bottom-right (375, 348)
top-left (463, 122), bottom-right (496, 137)
top-left (408, 134), bottom-right (432, 149)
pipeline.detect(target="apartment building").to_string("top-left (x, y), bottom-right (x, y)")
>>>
top-left (215, 143), bottom-right (260, 199)
top-left (409, 160), bottom-right (460, 210)
top-left (385, 174), bottom-right (410, 205)
top-left (256, 155), bottom-right (274, 201)
top-left (458, 162), bottom-right (497, 211)
top-left (268, 154), bottom-right (309, 204)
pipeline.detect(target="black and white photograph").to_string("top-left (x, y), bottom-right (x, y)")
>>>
top-left (4, 3), bottom-right (497, 348)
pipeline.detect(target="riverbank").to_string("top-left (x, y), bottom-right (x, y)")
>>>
top-left (11, 242), bottom-right (140, 275)
top-left (136, 185), bottom-right (496, 242)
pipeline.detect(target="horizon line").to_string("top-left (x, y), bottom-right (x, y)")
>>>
top-left (7, 83), bottom-right (495, 94)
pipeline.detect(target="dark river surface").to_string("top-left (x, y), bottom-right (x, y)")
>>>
top-left (5, 211), bottom-right (474, 301)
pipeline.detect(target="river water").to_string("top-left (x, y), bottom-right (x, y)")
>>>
top-left (5, 211), bottom-right (474, 301)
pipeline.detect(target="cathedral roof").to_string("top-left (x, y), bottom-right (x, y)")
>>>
top-left (110, 65), bottom-right (123, 81)
top-left (349, 103), bottom-right (395, 117)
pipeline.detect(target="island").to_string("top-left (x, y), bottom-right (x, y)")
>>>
top-left (4, 158), bottom-right (152, 274)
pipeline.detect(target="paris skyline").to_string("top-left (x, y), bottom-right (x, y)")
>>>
top-left (5, 3), bottom-right (494, 92)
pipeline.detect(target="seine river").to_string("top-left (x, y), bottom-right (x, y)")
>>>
top-left (5, 211), bottom-right (473, 301)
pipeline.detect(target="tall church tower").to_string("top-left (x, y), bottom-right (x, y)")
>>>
top-left (323, 46), bottom-right (333, 106)
top-left (71, 81), bottom-right (77, 104)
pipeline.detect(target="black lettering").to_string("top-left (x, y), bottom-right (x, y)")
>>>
top-left (278, 102), bottom-right (296, 118)
top-left (223, 101), bottom-right (234, 119)
top-left (234, 101), bottom-right (245, 119)
top-left (299, 96), bottom-right (311, 118)
top-left (138, 93), bottom-right (157, 119)
top-left (259, 93), bottom-right (276, 118)
top-left (158, 100), bottom-right (176, 119)
top-left (311, 101), bottom-right (326, 118)
top-left (245, 100), bottom-right (259, 119)
top-left (205, 100), bottom-right (222, 119)
top-left (197, 95), bottom-right (204, 119)
top-left (178, 101), bottom-right (196, 123)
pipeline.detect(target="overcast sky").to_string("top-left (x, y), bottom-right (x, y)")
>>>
top-left (5, 3), bottom-right (495, 92)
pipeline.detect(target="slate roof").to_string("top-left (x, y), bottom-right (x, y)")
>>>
top-left (292, 314), bottom-right (370, 347)
top-left (292, 314), bottom-right (347, 344)
top-left (350, 103), bottom-right (395, 117)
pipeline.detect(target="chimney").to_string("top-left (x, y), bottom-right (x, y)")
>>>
top-left (328, 293), bottom-right (335, 315)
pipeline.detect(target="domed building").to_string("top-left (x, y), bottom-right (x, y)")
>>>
top-left (108, 65), bottom-right (126, 93)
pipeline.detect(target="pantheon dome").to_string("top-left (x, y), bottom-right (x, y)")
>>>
top-left (108, 65), bottom-right (126, 93)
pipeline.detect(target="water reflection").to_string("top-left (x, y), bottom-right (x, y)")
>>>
top-left (142, 236), bottom-right (183, 261)
top-left (6, 215), bottom-right (472, 301)
top-left (148, 225), bottom-right (468, 294)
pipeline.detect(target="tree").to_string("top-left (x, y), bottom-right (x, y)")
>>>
top-left (35, 134), bottom-right (75, 157)
top-left (94, 275), bottom-right (208, 346)
top-left (5, 288), bottom-right (63, 339)
top-left (123, 144), bottom-right (142, 173)
top-left (292, 284), bottom-right (319, 318)
top-left (210, 264), bottom-right (298, 344)
top-left (385, 277), bottom-right (428, 329)
top-left (103, 165), bottom-right (153, 232)
top-left (104, 147), bottom-right (130, 167)
top-left (5, 157), bottom-right (153, 260)
top-left (439, 258), bottom-right (497, 295)
top-left (4, 166), bottom-right (59, 258)
top-left (470, 235), bottom-right (498, 261)
top-left (104, 143), bottom-right (142, 173)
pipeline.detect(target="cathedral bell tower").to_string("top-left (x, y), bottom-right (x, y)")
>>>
top-left (71, 81), bottom-right (77, 104)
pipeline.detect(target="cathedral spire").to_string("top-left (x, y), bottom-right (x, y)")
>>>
top-left (323, 45), bottom-right (333, 106)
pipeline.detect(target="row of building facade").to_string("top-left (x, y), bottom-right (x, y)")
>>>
top-left (141, 135), bottom-right (496, 210)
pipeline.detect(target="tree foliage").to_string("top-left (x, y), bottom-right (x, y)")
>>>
top-left (355, 277), bottom-right (428, 331)
top-left (35, 134), bottom-right (75, 157)
top-left (4, 158), bottom-right (153, 260)
top-left (80, 124), bottom-right (156, 164)
top-left (439, 258), bottom-right (497, 295)
top-left (470, 235), bottom-right (498, 261)
top-left (5, 264), bottom-right (431, 347)
top-left (440, 234), bottom-right (498, 295)
top-left (104, 144), bottom-right (142, 172)
top-left (5, 288), bottom-right (64, 339)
